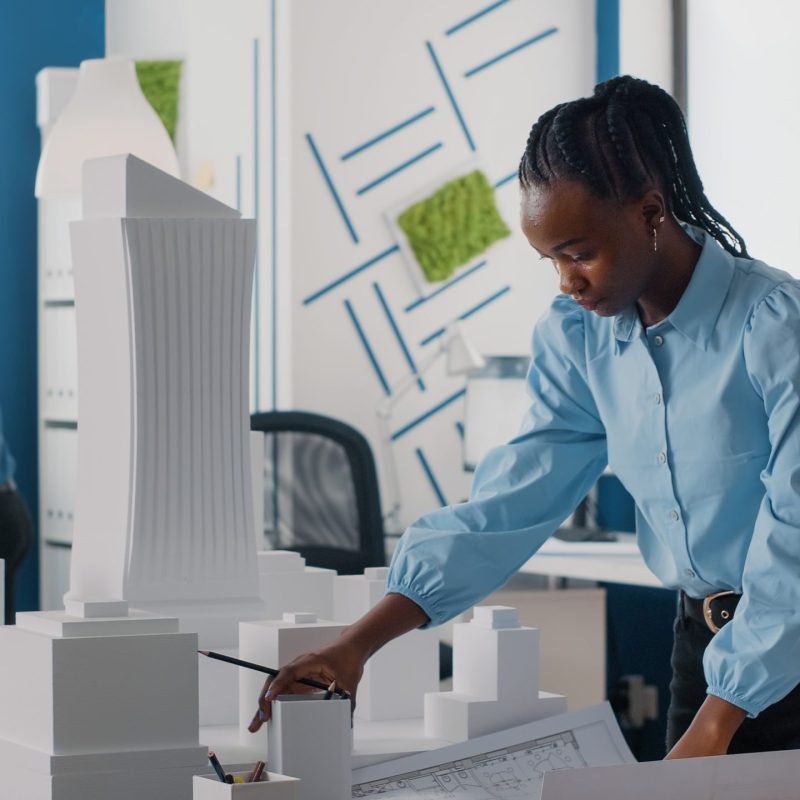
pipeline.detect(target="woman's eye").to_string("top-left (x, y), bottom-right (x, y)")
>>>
top-left (571, 253), bottom-right (594, 263)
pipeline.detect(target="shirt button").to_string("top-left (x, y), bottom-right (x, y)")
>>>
top-left (654, 335), bottom-right (664, 347)
top-left (670, 510), bottom-right (680, 522)
top-left (685, 568), bottom-right (696, 579)
top-left (654, 393), bottom-right (662, 405)
top-left (658, 452), bottom-right (667, 464)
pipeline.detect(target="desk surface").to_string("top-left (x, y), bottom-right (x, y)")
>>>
top-left (520, 533), bottom-right (663, 588)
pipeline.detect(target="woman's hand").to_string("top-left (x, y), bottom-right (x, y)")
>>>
top-left (248, 637), bottom-right (367, 732)
top-left (248, 592), bottom-right (430, 733)
top-left (665, 695), bottom-right (747, 759)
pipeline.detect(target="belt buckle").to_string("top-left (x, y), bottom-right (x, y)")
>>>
top-left (702, 590), bottom-right (737, 634)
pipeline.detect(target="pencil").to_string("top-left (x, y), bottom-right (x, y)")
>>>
top-left (208, 751), bottom-right (227, 783)
top-left (247, 760), bottom-right (267, 783)
top-left (198, 650), bottom-right (350, 698)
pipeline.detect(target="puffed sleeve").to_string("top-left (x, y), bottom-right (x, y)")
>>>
top-left (387, 295), bottom-right (608, 626)
top-left (704, 281), bottom-right (800, 716)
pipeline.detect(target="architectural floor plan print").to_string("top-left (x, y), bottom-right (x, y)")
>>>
top-left (351, 704), bottom-right (634, 799)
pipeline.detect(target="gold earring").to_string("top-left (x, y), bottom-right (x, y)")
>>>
top-left (652, 215), bottom-right (665, 252)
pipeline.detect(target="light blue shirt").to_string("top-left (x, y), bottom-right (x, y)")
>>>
top-left (0, 409), bottom-right (14, 485)
top-left (388, 226), bottom-right (800, 717)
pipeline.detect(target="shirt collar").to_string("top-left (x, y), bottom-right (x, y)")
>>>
top-left (613, 225), bottom-right (735, 351)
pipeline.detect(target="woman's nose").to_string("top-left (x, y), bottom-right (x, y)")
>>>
top-left (559, 269), bottom-right (588, 297)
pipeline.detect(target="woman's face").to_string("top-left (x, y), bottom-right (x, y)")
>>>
top-left (520, 178), bottom-right (660, 317)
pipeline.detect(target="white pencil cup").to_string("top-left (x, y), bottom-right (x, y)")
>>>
top-left (193, 772), bottom-right (300, 799)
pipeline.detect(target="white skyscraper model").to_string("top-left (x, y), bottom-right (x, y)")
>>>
top-left (66, 153), bottom-right (266, 724)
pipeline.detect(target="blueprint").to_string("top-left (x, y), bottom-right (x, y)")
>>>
top-left (351, 704), bottom-right (633, 799)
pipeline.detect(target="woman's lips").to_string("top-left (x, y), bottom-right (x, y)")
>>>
top-left (575, 297), bottom-right (599, 311)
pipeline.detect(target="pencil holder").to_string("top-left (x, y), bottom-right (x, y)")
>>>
top-left (193, 772), bottom-right (300, 799)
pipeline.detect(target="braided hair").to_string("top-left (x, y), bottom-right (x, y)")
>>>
top-left (518, 76), bottom-right (749, 258)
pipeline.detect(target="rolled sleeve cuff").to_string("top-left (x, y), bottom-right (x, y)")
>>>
top-left (386, 581), bottom-right (445, 629)
top-left (706, 686), bottom-right (761, 719)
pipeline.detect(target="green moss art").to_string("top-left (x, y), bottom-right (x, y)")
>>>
top-left (396, 170), bottom-right (511, 283)
top-left (135, 60), bottom-right (183, 143)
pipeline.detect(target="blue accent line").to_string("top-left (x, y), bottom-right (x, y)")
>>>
top-left (341, 107), bottom-right (436, 161)
top-left (344, 300), bottom-right (391, 396)
top-left (391, 389), bottom-right (467, 441)
top-left (271, 0), bottom-right (278, 410)
top-left (404, 259), bottom-right (487, 313)
top-left (235, 155), bottom-right (242, 211)
top-left (446, 0), bottom-right (511, 36)
top-left (373, 282), bottom-right (425, 392)
top-left (420, 285), bottom-right (512, 346)
top-left (494, 171), bottom-right (517, 188)
top-left (305, 132), bottom-right (359, 243)
top-left (425, 41), bottom-right (476, 152)
top-left (302, 245), bottom-right (400, 305)
top-left (455, 421), bottom-right (465, 439)
top-left (416, 448), bottom-right (448, 506)
top-left (464, 27), bottom-right (558, 78)
top-left (253, 38), bottom-right (261, 410)
top-left (596, 0), bottom-right (620, 82)
top-left (356, 143), bottom-right (443, 196)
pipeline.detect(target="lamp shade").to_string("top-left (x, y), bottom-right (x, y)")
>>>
top-left (35, 58), bottom-right (179, 197)
top-left (445, 322), bottom-right (486, 375)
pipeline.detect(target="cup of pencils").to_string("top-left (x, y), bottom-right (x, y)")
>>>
top-left (194, 755), bottom-right (301, 798)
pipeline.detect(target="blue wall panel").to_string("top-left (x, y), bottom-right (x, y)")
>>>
top-left (0, 0), bottom-right (104, 611)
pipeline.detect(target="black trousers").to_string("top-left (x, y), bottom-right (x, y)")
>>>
top-left (666, 595), bottom-right (800, 753)
top-left (0, 488), bottom-right (33, 624)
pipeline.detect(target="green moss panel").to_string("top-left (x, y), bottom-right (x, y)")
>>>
top-left (135, 60), bottom-right (183, 142)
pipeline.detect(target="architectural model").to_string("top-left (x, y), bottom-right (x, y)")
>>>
top-left (256, 550), bottom-right (335, 621)
top-left (425, 606), bottom-right (566, 742)
top-left (0, 600), bottom-right (206, 799)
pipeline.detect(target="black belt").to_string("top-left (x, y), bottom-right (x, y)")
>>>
top-left (681, 590), bottom-right (741, 634)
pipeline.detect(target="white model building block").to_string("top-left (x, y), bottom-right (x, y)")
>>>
top-left (268, 696), bottom-right (351, 800)
top-left (238, 613), bottom-right (347, 746)
top-left (0, 605), bottom-right (206, 799)
top-left (194, 772), bottom-right (300, 799)
top-left (257, 551), bottom-right (335, 621)
top-left (424, 605), bottom-right (567, 742)
top-left (333, 568), bottom-right (439, 721)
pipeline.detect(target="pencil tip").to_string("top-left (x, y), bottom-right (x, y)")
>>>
top-left (198, 650), bottom-right (209, 656)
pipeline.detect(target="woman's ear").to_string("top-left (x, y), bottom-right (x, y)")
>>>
top-left (640, 188), bottom-right (667, 229)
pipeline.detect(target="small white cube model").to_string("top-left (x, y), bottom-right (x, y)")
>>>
top-left (238, 612), bottom-right (348, 746)
top-left (425, 605), bottom-right (567, 742)
top-left (0, 600), bottom-right (207, 799)
top-left (268, 696), bottom-right (351, 800)
top-left (333, 567), bottom-right (439, 721)
top-left (256, 551), bottom-right (335, 621)
top-left (193, 772), bottom-right (300, 799)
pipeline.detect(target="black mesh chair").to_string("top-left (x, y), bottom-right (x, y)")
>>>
top-left (250, 411), bottom-right (386, 574)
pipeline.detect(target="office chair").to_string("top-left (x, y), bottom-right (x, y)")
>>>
top-left (250, 410), bottom-right (386, 574)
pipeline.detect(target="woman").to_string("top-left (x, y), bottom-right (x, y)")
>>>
top-left (0, 408), bottom-right (32, 624)
top-left (250, 76), bottom-right (800, 758)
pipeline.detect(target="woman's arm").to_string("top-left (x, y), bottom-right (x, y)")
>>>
top-left (665, 696), bottom-right (747, 759)
top-left (248, 592), bottom-right (428, 731)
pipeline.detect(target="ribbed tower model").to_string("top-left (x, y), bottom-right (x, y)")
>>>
top-left (66, 153), bottom-right (260, 606)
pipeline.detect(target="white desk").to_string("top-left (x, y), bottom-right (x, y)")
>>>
top-left (519, 534), bottom-right (664, 589)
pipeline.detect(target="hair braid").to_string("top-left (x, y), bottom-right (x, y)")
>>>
top-left (518, 75), bottom-right (750, 257)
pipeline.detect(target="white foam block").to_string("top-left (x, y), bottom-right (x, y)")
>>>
top-left (194, 772), bottom-right (300, 799)
top-left (63, 598), bottom-right (129, 618)
top-left (258, 552), bottom-right (335, 621)
top-left (16, 608), bottom-right (177, 638)
top-left (452, 618), bottom-right (540, 704)
top-left (424, 689), bottom-right (567, 742)
top-left (268, 696), bottom-right (351, 800)
top-left (238, 617), bottom-right (347, 746)
top-left (355, 629), bottom-right (439, 722)
top-left (0, 624), bottom-right (199, 754)
top-left (332, 571), bottom-right (387, 624)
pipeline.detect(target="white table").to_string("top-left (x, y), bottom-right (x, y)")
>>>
top-left (519, 534), bottom-right (664, 589)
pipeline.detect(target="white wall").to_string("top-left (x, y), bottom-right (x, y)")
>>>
top-left (106, 0), bottom-right (597, 531)
top-left (620, 0), bottom-right (673, 92)
top-left (688, 0), bottom-right (800, 273)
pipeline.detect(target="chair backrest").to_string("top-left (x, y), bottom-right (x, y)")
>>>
top-left (250, 411), bottom-right (386, 574)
